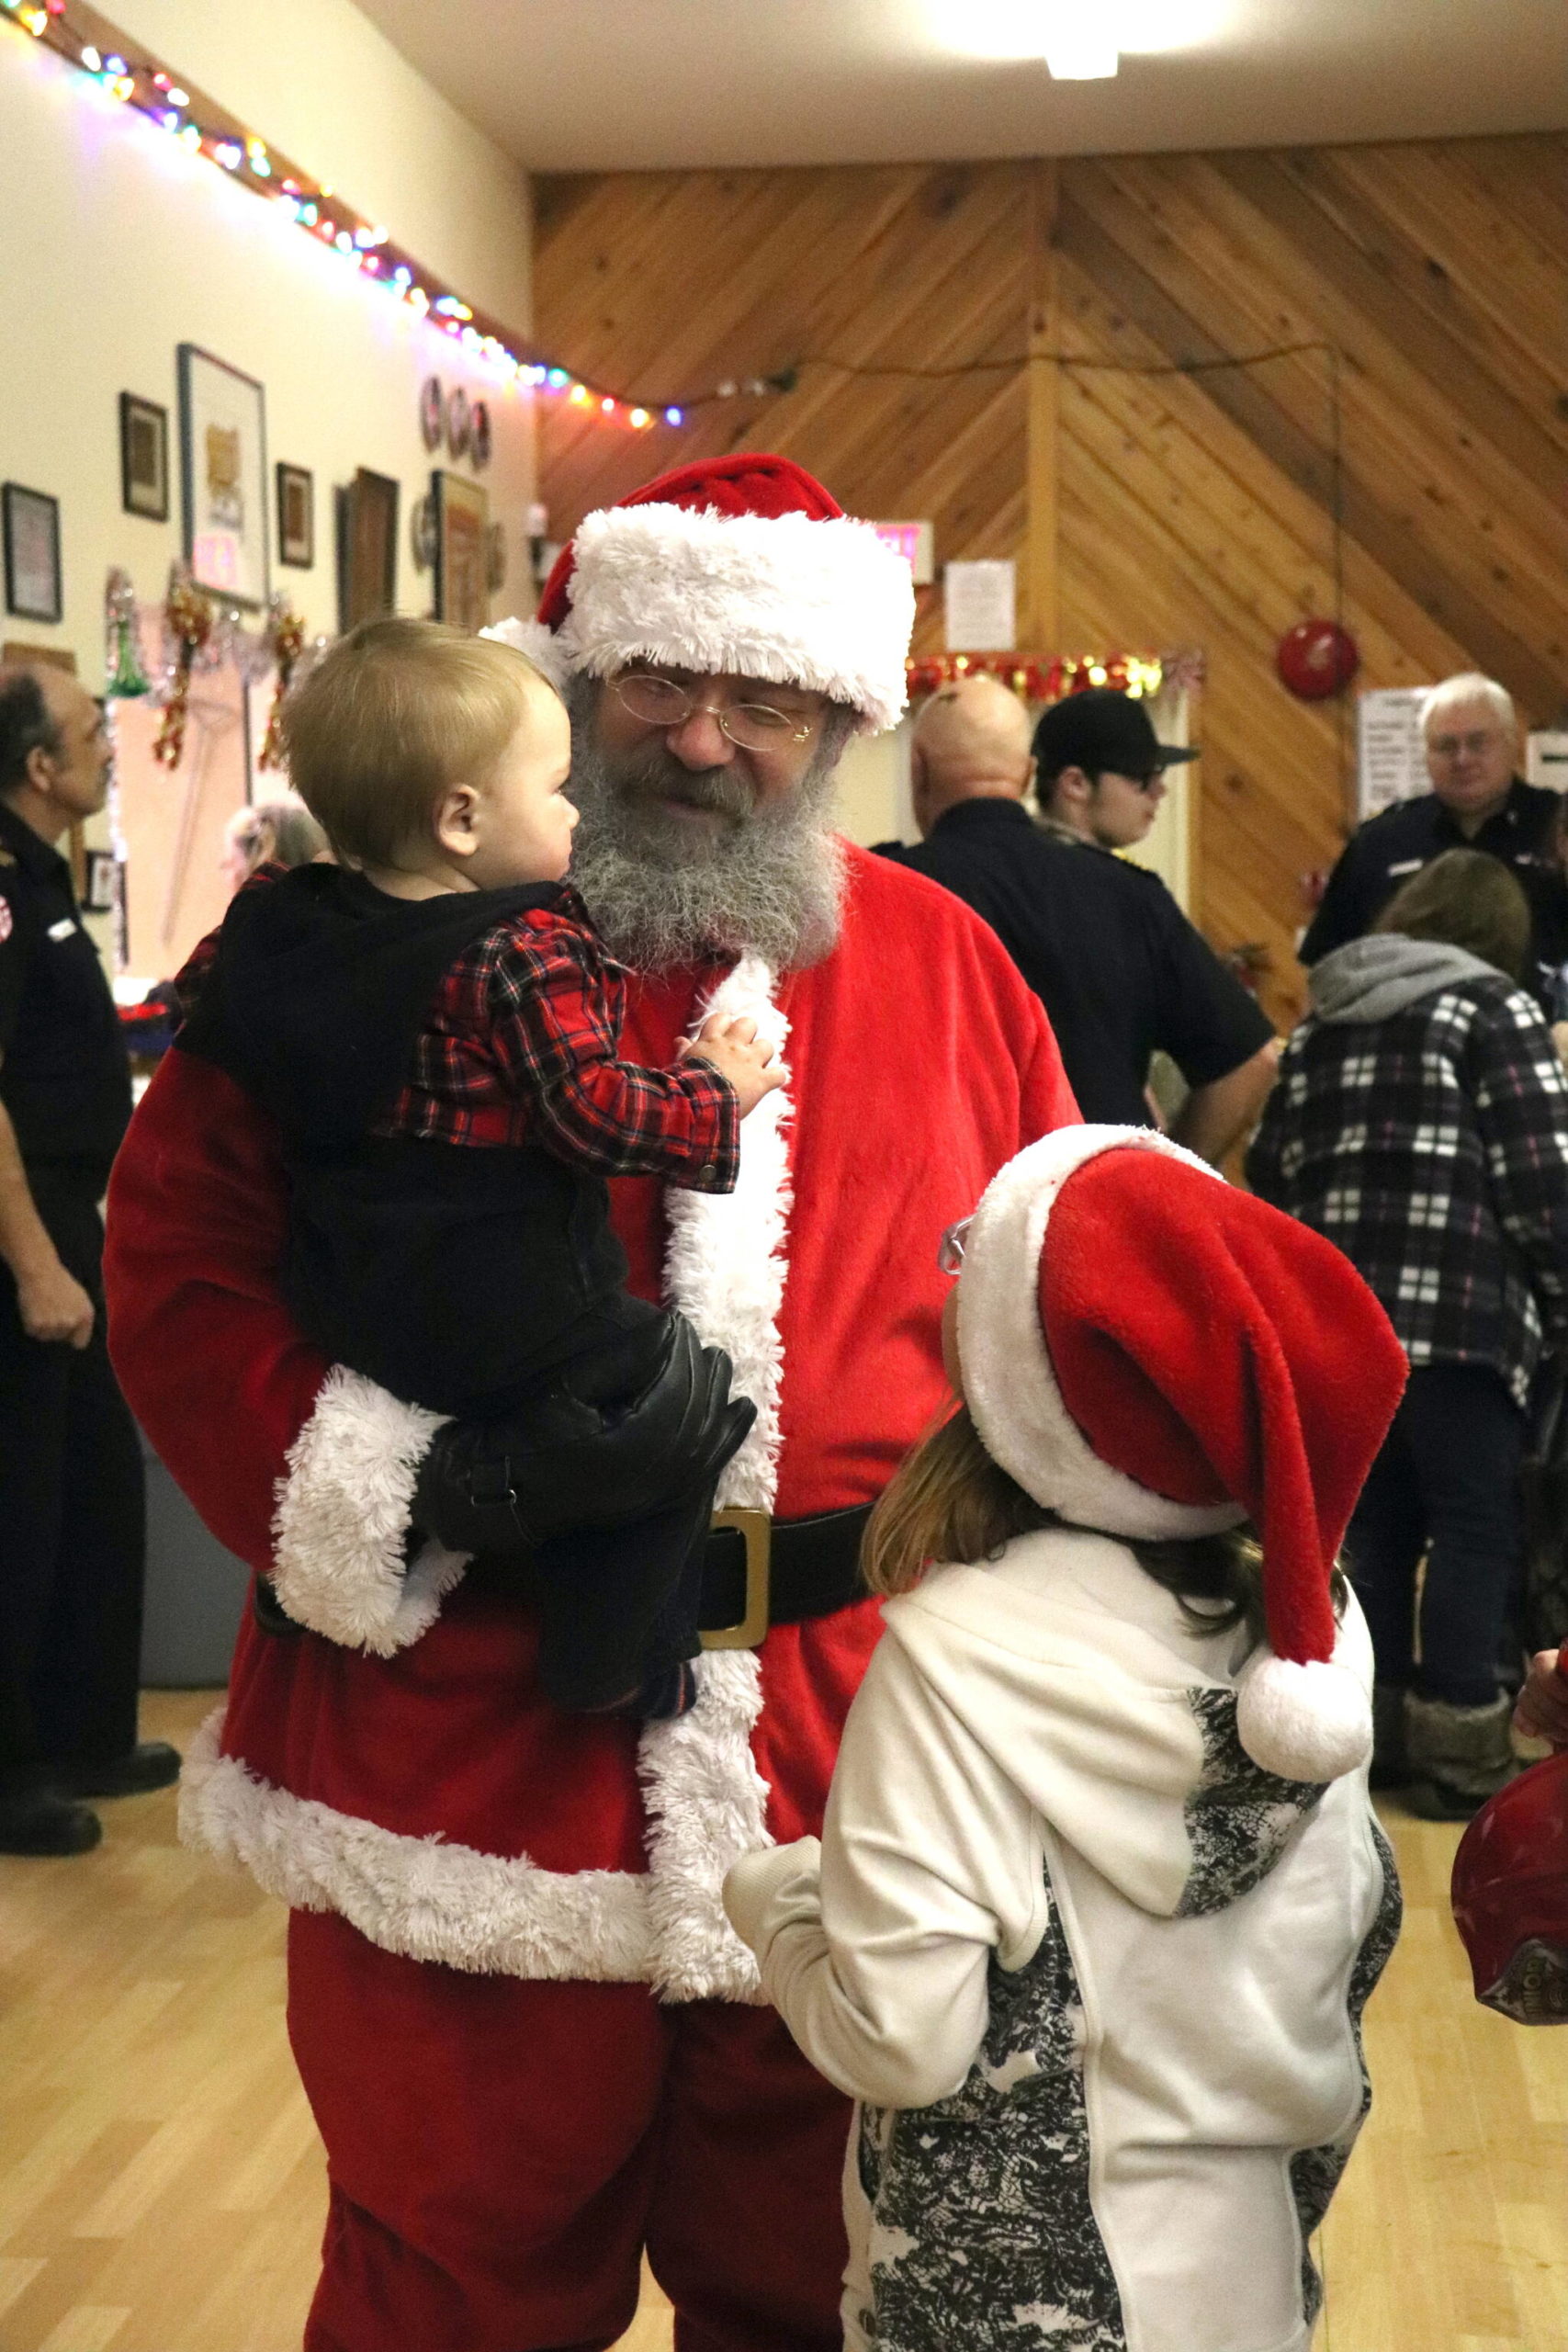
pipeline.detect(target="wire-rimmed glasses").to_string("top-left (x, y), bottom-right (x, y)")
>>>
top-left (610, 671), bottom-right (818, 753)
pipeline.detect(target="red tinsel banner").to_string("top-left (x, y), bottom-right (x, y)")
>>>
top-left (152, 575), bottom-right (214, 767)
top-left (905, 649), bottom-right (1206, 703)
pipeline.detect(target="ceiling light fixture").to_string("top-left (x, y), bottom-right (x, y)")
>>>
top-left (926, 1), bottom-right (1118, 75)
top-left (1040, 22), bottom-right (1119, 78)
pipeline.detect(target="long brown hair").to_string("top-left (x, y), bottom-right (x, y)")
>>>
top-left (1371, 846), bottom-right (1530, 982)
top-left (863, 1402), bottom-right (1331, 1651)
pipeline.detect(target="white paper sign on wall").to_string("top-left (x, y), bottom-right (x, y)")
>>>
top-left (1357, 687), bottom-right (1429, 820)
top-left (1528, 731), bottom-right (1568, 792)
top-left (943, 560), bottom-right (1016, 653)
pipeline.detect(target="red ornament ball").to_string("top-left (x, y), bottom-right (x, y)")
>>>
top-left (1276, 618), bottom-right (1359, 699)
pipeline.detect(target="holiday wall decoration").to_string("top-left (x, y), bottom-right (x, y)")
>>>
top-left (153, 571), bottom-right (214, 768)
top-left (1276, 619), bottom-right (1359, 700)
top-left (905, 650), bottom-right (1171, 704)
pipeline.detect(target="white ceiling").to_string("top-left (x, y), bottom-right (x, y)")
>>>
top-left (353, 0), bottom-right (1568, 175)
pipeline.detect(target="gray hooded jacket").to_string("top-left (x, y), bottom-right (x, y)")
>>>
top-left (1248, 933), bottom-right (1568, 1402)
top-left (1306, 933), bottom-right (1500, 1025)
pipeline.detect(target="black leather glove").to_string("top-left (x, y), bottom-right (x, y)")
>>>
top-left (412, 1312), bottom-right (754, 1558)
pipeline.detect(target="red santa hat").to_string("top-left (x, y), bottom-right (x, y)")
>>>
top-left (486, 453), bottom-right (914, 733)
top-left (956, 1125), bottom-right (1408, 1782)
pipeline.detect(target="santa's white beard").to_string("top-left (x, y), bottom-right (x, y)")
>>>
top-left (564, 680), bottom-right (852, 974)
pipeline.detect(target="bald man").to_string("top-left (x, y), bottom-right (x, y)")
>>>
top-left (878, 676), bottom-right (1277, 1155)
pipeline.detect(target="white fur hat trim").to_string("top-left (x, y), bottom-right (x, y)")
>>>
top-left (1236, 1652), bottom-right (1373, 1782)
top-left (957, 1125), bottom-right (1247, 1543)
top-left (540, 501), bottom-right (914, 734)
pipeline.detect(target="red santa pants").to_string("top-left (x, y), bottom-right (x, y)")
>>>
top-left (288, 1909), bottom-right (851, 2352)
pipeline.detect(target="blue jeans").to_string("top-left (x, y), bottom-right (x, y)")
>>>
top-left (1345, 1361), bottom-right (1524, 1708)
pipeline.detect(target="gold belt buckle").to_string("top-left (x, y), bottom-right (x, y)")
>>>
top-left (700, 1508), bottom-right (772, 1650)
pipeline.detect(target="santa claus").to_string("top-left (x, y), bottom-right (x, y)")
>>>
top-left (104, 454), bottom-right (1079, 2352)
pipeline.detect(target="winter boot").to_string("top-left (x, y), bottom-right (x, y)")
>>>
top-left (1371, 1684), bottom-right (1410, 1789)
top-left (1404, 1691), bottom-right (1517, 1822)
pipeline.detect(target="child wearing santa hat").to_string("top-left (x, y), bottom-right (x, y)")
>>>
top-left (725, 1125), bottom-right (1408, 2352)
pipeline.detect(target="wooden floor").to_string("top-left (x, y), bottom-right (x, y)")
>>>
top-left (0, 1690), bottom-right (1563, 2352)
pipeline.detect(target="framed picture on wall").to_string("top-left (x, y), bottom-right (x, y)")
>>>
top-left (84, 849), bottom-right (118, 916)
top-left (177, 344), bottom-right (268, 607)
top-left (432, 470), bottom-right (490, 633)
top-left (118, 393), bottom-right (169, 522)
top-left (2, 484), bottom-right (62, 624)
top-left (336, 469), bottom-right (400, 632)
top-left (276, 464), bottom-right (314, 568)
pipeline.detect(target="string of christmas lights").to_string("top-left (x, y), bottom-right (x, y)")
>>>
top-left (0, 0), bottom-right (687, 432)
top-left (905, 650), bottom-right (1171, 703)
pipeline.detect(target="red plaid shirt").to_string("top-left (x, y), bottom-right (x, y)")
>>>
top-left (176, 868), bottom-right (739, 1191)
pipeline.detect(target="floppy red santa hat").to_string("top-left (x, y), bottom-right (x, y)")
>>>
top-left (486, 453), bottom-right (914, 733)
top-left (956, 1126), bottom-right (1409, 1782)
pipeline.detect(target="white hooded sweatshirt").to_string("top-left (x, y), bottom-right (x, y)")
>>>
top-left (725, 1524), bottom-right (1399, 2352)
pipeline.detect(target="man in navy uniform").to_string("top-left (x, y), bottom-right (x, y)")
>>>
top-left (0, 662), bottom-right (175, 1856)
top-left (880, 678), bottom-right (1276, 1161)
top-left (1301, 672), bottom-right (1558, 969)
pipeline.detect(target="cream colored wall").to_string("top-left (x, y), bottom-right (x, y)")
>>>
top-left (833, 719), bottom-right (911, 849)
top-left (0, 4), bottom-right (536, 973)
top-left (0, 14), bottom-right (535, 662)
top-left (109, 0), bottom-right (532, 327)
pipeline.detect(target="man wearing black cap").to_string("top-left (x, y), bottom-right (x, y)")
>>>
top-left (1034, 682), bottom-right (1193, 854)
top-left (880, 682), bottom-right (1277, 1159)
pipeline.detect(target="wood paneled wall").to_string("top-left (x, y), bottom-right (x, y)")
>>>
top-left (534, 136), bottom-right (1568, 1025)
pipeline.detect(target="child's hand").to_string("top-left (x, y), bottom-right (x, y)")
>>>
top-left (682, 1015), bottom-right (785, 1118)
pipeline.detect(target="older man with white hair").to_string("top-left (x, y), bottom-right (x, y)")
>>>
top-left (1301, 671), bottom-right (1558, 971)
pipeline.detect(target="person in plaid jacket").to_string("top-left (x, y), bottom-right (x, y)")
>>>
top-left (178, 618), bottom-right (781, 1722)
top-left (1249, 848), bottom-right (1568, 1818)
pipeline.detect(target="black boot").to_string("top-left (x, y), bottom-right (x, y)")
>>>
top-left (50, 1741), bottom-right (182, 1800)
top-left (0, 1785), bottom-right (102, 1856)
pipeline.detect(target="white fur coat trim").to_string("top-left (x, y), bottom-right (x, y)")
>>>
top-left (552, 503), bottom-right (913, 733)
top-left (270, 1366), bottom-right (469, 1655)
top-left (636, 954), bottom-right (793, 2002)
top-left (960, 1126), bottom-right (1246, 1544)
top-left (179, 1708), bottom-right (653, 1980)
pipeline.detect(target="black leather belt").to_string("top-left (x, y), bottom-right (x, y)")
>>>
top-left (697, 1503), bottom-right (873, 1649)
top-left (255, 1502), bottom-right (874, 1647)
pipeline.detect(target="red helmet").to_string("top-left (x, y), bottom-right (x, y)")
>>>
top-left (1451, 1749), bottom-right (1568, 2023)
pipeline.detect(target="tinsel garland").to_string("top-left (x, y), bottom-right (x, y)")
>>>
top-left (152, 574), bottom-right (214, 766)
top-left (905, 649), bottom-right (1206, 703)
top-left (258, 606), bottom-right (307, 770)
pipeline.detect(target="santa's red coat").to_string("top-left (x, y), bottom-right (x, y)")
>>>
top-left (105, 843), bottom-right (1078, 1998)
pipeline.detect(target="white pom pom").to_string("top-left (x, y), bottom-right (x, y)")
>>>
top-left (1235, 1652), bottom-right (1371, 1783)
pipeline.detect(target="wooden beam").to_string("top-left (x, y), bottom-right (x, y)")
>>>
top-left (1021, 160), bottom-right (1060, 653)
top-left (1055, 187), bottom-right (1566, 716)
